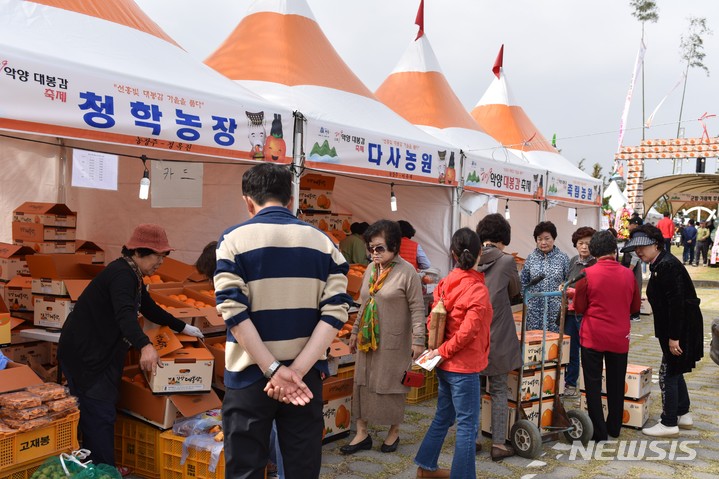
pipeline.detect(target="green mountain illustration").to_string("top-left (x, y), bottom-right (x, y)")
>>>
top-left (310, 140), bottom-right (338, 158)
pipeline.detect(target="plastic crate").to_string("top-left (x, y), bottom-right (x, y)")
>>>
top-left (336, 364), bottom-right (355, 380)
top-left (0, 411), bottom-right (79, 474)
top-left (114, 413), bottom-right (164, 479)
top-left (160, 431), bottom-right (224, 479)
top-left (0, 456), bottom-right (45, 479)
top-left (405, 366), bottom-right (438, 404)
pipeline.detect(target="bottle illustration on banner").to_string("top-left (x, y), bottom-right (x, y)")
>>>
top-left (445, 152), bottom-right (456, 184)
top-left (245, 111), bottom-right (266, 160)
top-left (437, 150), bottom-right (447, 184)
top-left (263, 114), bottom-right (286, 162)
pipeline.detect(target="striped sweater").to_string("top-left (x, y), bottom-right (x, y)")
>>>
top-left (215, 206), bottom-right (352, 389)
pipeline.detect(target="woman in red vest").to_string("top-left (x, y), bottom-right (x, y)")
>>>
top-left (398, 220), bottom-right (431, 270)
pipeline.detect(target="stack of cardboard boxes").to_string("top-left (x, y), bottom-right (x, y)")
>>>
top-left (579, 363), bottom-right (653, 429)
top-left (297, 174), bottom-right (353, 244)
top-left (481, 330), bottom-right (570, 438)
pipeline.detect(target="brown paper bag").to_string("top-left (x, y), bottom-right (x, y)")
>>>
top-left (428, 298), bottom-right (447, 349)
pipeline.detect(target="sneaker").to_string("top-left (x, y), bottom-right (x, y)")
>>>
top-left (630, 314), bottom-right (641, 322)
top-left (642, 422), bottom-right (679, 437)
top-left (563, 385), bottom-right (578, 397)
top-left (678, 413), bottom-right (694, 429)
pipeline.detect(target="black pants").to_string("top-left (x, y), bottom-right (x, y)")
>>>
top-left (63, 367), bottom-right (119, 467)
top-left (581, 347), bottom-right (628, 441)
top-left (658, 357), bottom-right (690, 427)
top-left (222, 370), bottom-right (324, 479)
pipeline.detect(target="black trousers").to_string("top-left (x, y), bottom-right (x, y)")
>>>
top-left (222, 370), bottom-right (324, 479)
top-left (581, 347), bottom-right (628, 441)
top-left (63, 366), bottom-right (119, 467)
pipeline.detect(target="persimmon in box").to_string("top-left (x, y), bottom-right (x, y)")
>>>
top-left (149, 288), bottom-right (224, 335)
top-left (143, 326), bottom-right (214, 394)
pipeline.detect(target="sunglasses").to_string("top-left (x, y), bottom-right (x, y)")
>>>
top-left (367, 244), bottom-right (387, 254)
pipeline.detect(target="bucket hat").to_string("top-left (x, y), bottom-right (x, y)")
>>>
top-left (125, 224), bottom-right (174, 253)
top-left (620, 232), bottom-right (656, 252)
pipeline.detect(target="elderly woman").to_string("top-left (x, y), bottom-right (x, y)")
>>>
top-left (58, 224), bottom-right (204, 468)
top-left (343, 220), bottom-right (426, 454)
top-left (475, 214), bottom-right (521, 460)
top-left (623, 225), bottom-right (704, 437)
top-left (520, 221), bottom-right (569, 332)
top-left (573, 231), bottom-right (640, 441)
top-left (563, 226), bottom-right (597, 397)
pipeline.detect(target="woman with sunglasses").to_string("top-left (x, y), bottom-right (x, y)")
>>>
top-left (342, 220), bottom-right (426, 455)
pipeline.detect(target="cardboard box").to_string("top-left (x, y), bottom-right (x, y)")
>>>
top-left (322, 376), bottom-right (354, 401)
top-left (346, 269), bottom-right (364, 300)
top-left (328, 213), bottom-right (352, 236)
top-left (505, 366), bottom-right (566, 401)
top-left (481, 395), bottom-right (557, 438)
top-left (12, 202), bottom-right (77, 227)
top-left (203, 335), bottom-right (226, 389)
top-left (27, 254), bottom-right (98, 296)
top-left (0, 243), bottom-right (34, 281)
top-left (11, 222), bottom-right (76, 243)
top-left (4, 276), bottom-right (33, 312)
top-left (2, 340), bottom-right (51, 365)
top-left (13, 239), bottom-right (77, 254)
top-left (32, 279), bottom-right (88, 329)
top-left (149, 287), bottom-right (224, 335)
top-left (118, 365), bottom-right (221, 429)
top-left (579, 363), bottom-right (653, 400)
top-left (0, 361), bottom-right (44, 393)
top-left (143, 326), bottom-right (214, 394)
top-left (75, 240), bottom-right (105, 264)
top-left (299, 173), bottom-right (335, 211)
top-left (519, 330), bottom-right (570, 366)
top-left (323, 395), bottom-right (352, 441)
top-left (299, 212), bottom-right (332, 232)
top-left (579, 392), bottom-right (651, 429)
top-left (150, 257), bottom-right (198, 285)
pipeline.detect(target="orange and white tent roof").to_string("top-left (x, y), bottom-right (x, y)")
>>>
top-left (205, 0), bottom-right (457, 184)
top-left (0, 0), bottom-right (291, 161)
top-left (470, 46), bottom-right (594, 181)
top-left (376, 33), bottom-right (517, 162)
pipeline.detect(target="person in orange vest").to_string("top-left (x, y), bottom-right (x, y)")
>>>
top-left (398, 220), bottom-right (431, 271)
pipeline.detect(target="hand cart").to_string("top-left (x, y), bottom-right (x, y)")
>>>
top-left (509, 275), bottom-right (593, 458)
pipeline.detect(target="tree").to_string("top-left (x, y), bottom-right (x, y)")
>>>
top-left (577, 157), bottom-right (586, 172)
top-left (674, 17), bottom-right (712, 173)
top-left (591, 162), bottom-right (605, 183)
top-left (629, 1), bottom-right (659, 140)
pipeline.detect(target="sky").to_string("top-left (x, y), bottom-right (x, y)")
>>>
top-left (134, 0), bottom-right (719, 182)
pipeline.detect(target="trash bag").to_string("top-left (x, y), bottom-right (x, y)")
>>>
top-left (181, 434), bottom-right (224, 473)
top-left (172, 415), bottom-right (222, 437)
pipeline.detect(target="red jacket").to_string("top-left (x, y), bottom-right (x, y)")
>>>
top-left (399, 238), bottom-right (419, 270)
top-left (657, 217), bottom-right (675, 239)
top-left (428, 268), bottom-right (493, 373)
top-left (574, 257), bottom-right (641, 354)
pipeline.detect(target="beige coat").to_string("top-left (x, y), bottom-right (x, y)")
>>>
top-left (352, 256), bottom-right (426, 394)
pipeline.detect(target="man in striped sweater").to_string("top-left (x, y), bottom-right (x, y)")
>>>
top-left (215, 163), bottom-right (352, 479)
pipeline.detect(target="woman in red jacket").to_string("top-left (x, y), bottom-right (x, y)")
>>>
top-left (415, 228), bottom-right (493, 478)
top-left (573, 230), bottom-right (641, 441)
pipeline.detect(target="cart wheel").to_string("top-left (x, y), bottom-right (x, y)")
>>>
top-left (510, 419), bottom-right (542, 459)
top-left (563, 409), bottom-right (593, 445)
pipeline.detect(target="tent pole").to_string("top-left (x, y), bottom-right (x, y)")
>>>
top-left (291, 112), bottom-right (305, 216)
top-left (57, 138), bottom-right (67, 204)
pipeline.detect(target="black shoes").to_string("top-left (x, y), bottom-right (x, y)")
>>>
top-left (380, 437), bottom-right (399, 453)
top-left (490, 444), bottom-right (516, 461)
top-left (340, 435), bottom-right (372, 455)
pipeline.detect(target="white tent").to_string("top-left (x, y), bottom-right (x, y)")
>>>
top-left (0, 0), bottom-right (294, 260)
top-left (204, 0), bottom-right (465, 274)
top-left (470, 46), bottom-right (603, 254)
top-left (375, 24), bottom-right (547, 256)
